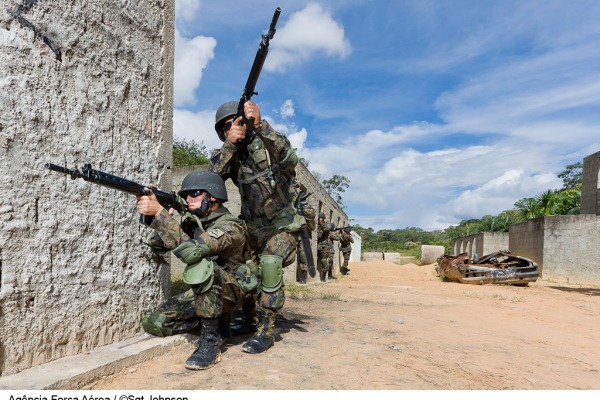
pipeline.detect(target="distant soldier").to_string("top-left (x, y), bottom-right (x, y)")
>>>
top-left (327, 223), bottom-right (341, 280)
top-left (295, 190), bottom-right (316, 284)
top-left (337, 227), bottom-right (354, 275)
top-left (137, 171), bottom-right (257, 370)
top-left (316, 213), bottom-right (331, 282)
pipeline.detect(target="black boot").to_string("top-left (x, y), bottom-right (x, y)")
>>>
top-left (185, 318), bottom-right (222, 370)
top-left (242, 309), bottom-right (276, 354)
top-left (231, 305), bottom-right (258, 336)
top-left (297, 269), bottom-right (307, 284)
top-left (218, 312), bottom-right (232, 345)
top-left (320, 271), bottom-right (326, 282)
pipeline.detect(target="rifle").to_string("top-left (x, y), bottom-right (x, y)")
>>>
top-left (235, 7), bottom-right (281, 144)
top-left (45, 163), bottom-right (185, 226)
top-left (295, 191), bottom-right (316, 278)
top-left (332, 226), bottom-right (353, 232)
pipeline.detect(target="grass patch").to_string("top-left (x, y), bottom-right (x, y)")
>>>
top-left (285, 282), bottom-right (315, 300)
top-left (320, 291), bottom-right (342, 301)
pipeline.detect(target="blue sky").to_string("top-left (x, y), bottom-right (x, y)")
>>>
top-left (172, 0), bottom-right (600, 231)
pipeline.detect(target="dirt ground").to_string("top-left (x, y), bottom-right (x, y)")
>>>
top-left (89, 260), bottom-right (600, 390)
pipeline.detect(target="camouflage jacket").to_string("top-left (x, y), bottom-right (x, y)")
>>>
top-left (316, 221), bottom-right (330, 251)
top-left (339, 230), bottom-right (354, 252)
top-left (148, 205), bottom-right (247, 271)
top-left (210, 120), bottom-right (300, 228)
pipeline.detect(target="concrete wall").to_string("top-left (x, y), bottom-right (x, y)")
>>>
top-left (508, 219), bottom-right (546, 273)
top-left (581, 150), bottom-right (600, 215)
top-left (452, 232), bottom-right (509, 258)
top-left (171, 162), bottom-right (355, 282)
top-left (510, 215), bottom-right (600, 285)
top-left (0, 0), bottom-right (175, 376)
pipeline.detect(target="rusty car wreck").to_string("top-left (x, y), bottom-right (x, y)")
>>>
top-left (437, 251), bottom-right (539, 285)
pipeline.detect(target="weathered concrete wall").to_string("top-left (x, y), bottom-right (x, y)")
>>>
top-left (540, 215), bottom-right (599, 285)
top-left (453, 232), bottom-right (509, 258)
top-left (509, 218), bottom-right (546, 274)
top-left (581, 150), bottom-right (600, 215)
top-left (171, 162), bottom-right (354, 282)
top-left (0, 0), bottom-right (175, 376)
top-left (509, 215), bottom-right (600, 285)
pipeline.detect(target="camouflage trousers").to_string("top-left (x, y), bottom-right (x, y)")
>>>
top-left (247, 222), bottom-right (297, 312)
top-left (142, 267), bottom-right (249, 336)
top-left (317, 248), bottom-right (332, 273)
top-left (340, 250), bottom-right (351, 269)
top-left (191, 267), bottom-right (246, 318)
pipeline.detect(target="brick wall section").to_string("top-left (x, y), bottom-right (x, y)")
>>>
top-left (0, 0), bottom-right (175, 375)
top-left (581, 151), bottom-right (600, 215)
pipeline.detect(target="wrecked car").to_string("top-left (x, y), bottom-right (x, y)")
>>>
top-left (436, 251), bottom-right (539, 285)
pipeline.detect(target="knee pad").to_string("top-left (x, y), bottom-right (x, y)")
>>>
top-left (259, 254), bottom-right (284, 293)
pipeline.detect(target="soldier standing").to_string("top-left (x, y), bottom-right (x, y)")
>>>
top-left (327, 223), bottom-right (341, 280)
top-left (337, 227), bottom-right (354, 275)
top-left (316, 213), bottom-right (331, 282)
top-left (211, 100), bottom-right (305, 354)
top-left (136, 171), bottom-right (257, 370)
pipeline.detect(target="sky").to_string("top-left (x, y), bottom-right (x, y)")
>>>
top-left (172, 0), bottom-right (600, 231)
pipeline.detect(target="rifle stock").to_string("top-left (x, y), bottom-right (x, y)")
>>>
top-left (45, 163), bottom-right (185, 225)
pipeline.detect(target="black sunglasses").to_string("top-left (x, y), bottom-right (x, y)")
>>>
top-left (222, 120), bottom-right (234, 132)
top-left (185, 190), bottom-right (204, 198)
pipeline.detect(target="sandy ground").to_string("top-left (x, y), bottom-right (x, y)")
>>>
top-left (89, 260), bottom-right (600, 390)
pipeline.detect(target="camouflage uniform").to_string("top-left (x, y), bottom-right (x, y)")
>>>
top-left (327, 228), bottom-right (341, 279)
top-left (295, 234), bottom-right (309, 284)
top-left (316, 220), bottom-right (331, 282)
top-left (211, 119), bottom-right (302, 353)
top-left (142, 205), bottom-right (252, 336)
top-left (338, 229), bottom-right (354, 275)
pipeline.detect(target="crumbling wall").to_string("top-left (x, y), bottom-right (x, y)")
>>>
top-left (0, 0), bottom-right (175, 375)
top-left (508, 218), bottom-right (546, 275)
top-left (452, 232), bottom-right (509, 258)
top-left (581, 150), bottom-right (600, 215)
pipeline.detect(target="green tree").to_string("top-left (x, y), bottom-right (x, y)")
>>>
top-left (558, 162), bottom-right (583, 189)
top-left (173, 137), bottom-right (209, 167)
top-left (321, 174), bottom-right (350, 208)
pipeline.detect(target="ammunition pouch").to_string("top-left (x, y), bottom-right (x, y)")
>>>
top-left (259, 254), bottom-right (284, 293)
top-left (182, 258), bottom-right (215, 294)
top-left (235, 263), bottom-right (259, 292)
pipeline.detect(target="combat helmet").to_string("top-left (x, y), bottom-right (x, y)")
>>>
top-left (214, 101), bottom-right (238, 142)
top-left (179, 171), bottom-right (228, 202)
top-left (318, 212), bottom-right (326, 219)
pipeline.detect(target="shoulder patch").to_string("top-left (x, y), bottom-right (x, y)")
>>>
top-left (208, 228), bottom-right (226, 239)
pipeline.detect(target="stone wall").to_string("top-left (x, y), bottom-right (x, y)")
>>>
top-left (581, 150), bottom-right (600, 215)
top-left (508, 218), bottom-right (546, 275)
top-left (0, 0), bottom-right (175, 376)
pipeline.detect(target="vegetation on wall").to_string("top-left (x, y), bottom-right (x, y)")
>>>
top-left (173, 137), bottom-right (210, 167)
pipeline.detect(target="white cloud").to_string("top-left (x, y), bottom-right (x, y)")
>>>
top-left (173, 108), bottom-right (223, 152)
top-left (265, 3), bottom-right (351, 71)
top-left (279, 99), bottom-right (295, 118)
top-left (175, 0), bottom-right (201, 24)
top-left (174, 29), bottom-right (216, 107)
